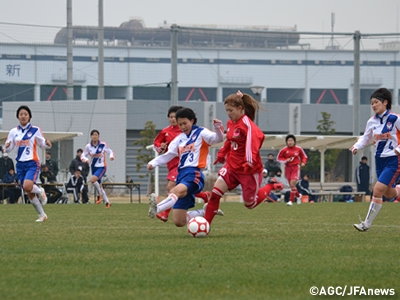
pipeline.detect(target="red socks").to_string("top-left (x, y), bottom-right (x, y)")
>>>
top-left (204, 187), bottom-right (223, 225)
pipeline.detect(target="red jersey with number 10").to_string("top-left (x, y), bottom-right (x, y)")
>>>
top-left (217, 114), bottom-right (265, 174)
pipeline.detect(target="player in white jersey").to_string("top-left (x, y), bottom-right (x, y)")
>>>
top-left (147, 107), bottom-right (224, 228)
top-left (351, 88), bottom-right (400, 232)
top-left (3, 106), bottom-right (51, 222)
top-left (81, 129), bottom-right (114, 208)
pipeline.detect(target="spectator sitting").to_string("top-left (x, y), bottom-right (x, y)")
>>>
top-left (296, 174), bottom-right (319, 203)
top-left (45, 151), bottom-right (59, 178)
top-left (3, 168), bottom-right (20, 204)
top-left (272, 168), bottom-right (291, 203)
top-left (66, 169), bottom-right (89, 204)
top-left (69, 148), bottom-right (89, 183)
top-left (40, 164), bottom-right (62, 204)
top-left (264, 153), bottom-right (281, 178)
top-left (126, 175), bottom-right (134, 190)
top-left (0, 152), bottom-right (15, 181)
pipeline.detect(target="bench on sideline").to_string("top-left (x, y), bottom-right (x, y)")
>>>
top-left (309, 182), bottom-right (366, 202)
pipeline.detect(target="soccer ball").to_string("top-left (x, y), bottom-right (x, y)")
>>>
top-left (187, 216), bottom-right (210, 238)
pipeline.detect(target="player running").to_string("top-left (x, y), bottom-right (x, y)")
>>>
top-left (352, 88), bottom-right (400, 232)
top-left (4, 105), bottom-right (51, 222)
top-left (81, 129), bottom-right (114, 208)
top-left (147, 107), bottom-right (224, 228)
top-left (277, 134), bottom-right (307, 206)
top-left (203, 91), bottom-right (283, 227)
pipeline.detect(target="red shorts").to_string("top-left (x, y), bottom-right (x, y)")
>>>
top-left (218, 165), bottom-right (262, 202)
top-left (167, 168), bottom-right (178, 182)
top-left (167, 157), bottom-right (179, 182)
top-left (285, 164), bottom-right (300, 182)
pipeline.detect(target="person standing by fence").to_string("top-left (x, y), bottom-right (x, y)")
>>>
top-left (355, 156), bottom-right (372, 196)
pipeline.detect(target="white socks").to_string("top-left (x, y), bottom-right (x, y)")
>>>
top-left (157, 194), bottom-right (178, 214)
top-left (365, 197), bottom-right (382, 226)
top-left (186, 209), bottom-right (205, 223)
top-left (30, 197), bottom-right (45, 215)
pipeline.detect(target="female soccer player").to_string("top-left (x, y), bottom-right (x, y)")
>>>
top-left (352, 88), bottom-right (400, 231)
top-left (3, 105), bottom-right (51, 222)
top-left (147, 107), bottom-right (224, 227)
top-left (81, 129), bottom-right (114, 208)
top-left (203, 91), bottom-right (283, 226)
top-left (153, 106), bottom-right (214, 222)
top-left (277, 134), bottom-right (308, 206)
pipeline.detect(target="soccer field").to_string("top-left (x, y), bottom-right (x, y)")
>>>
top-left (1, 202), bottom-right (399, 300)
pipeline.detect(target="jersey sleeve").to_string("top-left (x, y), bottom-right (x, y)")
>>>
top-left (148, 135), bottom-right (180, 168)
top-left (153, 130), bottom-right (167, 154)
top-left (103, 142), bottom-right (114, 159)
top-left (351, 118), bottom-right (374, 151)
top-left (80, 144), bottom-right (90, 163)
top-left (277, 147), bottom-right (287, 163)
top-left (243, 119), bottom-right (264, 165)
top-left (4, 129), bottom-right (16, 153)
top-left (200, 123), bottom-right (225, 146)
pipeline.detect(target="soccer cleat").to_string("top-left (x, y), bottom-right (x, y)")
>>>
top-left (36, 213), bottom-right (48, 222)
top-left (96, 195), bottom-right (103, 205)
top-left (268, 179), bottom-right (283, 191)
top-left (286, 201), bottom-right (293, 206)
top-left (296, 194), bottom-right (302, 205)
top-left (37, 187), bottom-right (47, 205)
top-left (354, 221), bottom-right (369, 232)
top-left (148, 193), bottom-right (157, 218)
top-left (156, 212), bottom-right (168, 222)
top-left (105, 202), bottom-right (111, 208)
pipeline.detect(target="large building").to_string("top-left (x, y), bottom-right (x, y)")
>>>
top-left (1, 20), bottom-right (398, 187)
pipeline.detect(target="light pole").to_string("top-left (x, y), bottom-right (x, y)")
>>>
top-left (250, 85), bottom-right (264, 126)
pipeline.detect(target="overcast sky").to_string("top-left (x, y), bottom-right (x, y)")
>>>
top-left (1, 0), bottom-right (400, 33)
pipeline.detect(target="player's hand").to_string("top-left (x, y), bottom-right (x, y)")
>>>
top-left (4, 141), bottom-right (11, 149)
top-left (45, 139), bottom-right (52, 148)
top-left (213, 119), bottom-right (223, 126)
top-left (395, 147), bottom-right (400, 155)
top-left (110, 157), bottom-right (114, 161)
top-left (300, 163), bottom-right (305, 167)
top-left (213, 156), bottom-right (225, 165)
top-left (147, 164), bottom-right (154, 171)
top-left (350, 147), bottom-right (357, 155)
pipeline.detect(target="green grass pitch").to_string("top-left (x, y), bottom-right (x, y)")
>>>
top-left (1, 202), bottom-right (399, 300)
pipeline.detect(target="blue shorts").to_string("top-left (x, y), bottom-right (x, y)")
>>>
top-left (173, 167), bottom-right (204, 211)
top-left (91, 166), bottom-right (106, 183)
top-left (375, 156), bottom-right (400, 187)
top-left (16, 160), bottom-right (40, 186)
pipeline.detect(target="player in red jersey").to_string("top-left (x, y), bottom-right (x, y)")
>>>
top-left (277, 134), bottom-right (307, 206)
top-left (203, 91), bottom-right (283, 226)
top-left (153, 106), bottom-right (212, 222)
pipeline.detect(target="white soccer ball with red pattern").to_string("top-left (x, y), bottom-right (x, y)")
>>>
top-left (187, 216), bottom-right (210, 238)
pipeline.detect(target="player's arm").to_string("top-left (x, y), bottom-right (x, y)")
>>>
top-left (4, 130), bottom-right (16, 153)
top-left (103, 142), bottom-right (115, 161)
top-left (81, 145), bottom-right (90, 164)
top-left (153, 130), bottom-right (167, 154)
top-left (148, 136), bottom-right (179, 170)
top-left (351, 119), bottom-right (374, 154)
top-left (202, 120), bottom-right (225, 145)
top-left (36, 129), bottom-right (51, 149)
top-left (276, 147), bottom-right (287, 163)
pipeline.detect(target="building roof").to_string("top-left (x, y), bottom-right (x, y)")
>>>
top-left (0, 131), bottom-right (82, 143)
